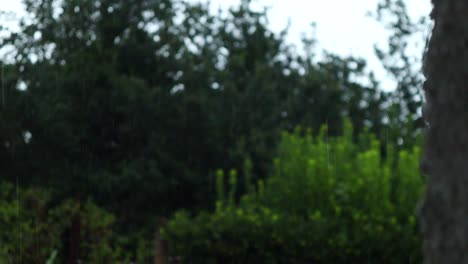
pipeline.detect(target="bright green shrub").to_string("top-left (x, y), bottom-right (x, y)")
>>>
top-left (163, 120), bottom-right (424, 263)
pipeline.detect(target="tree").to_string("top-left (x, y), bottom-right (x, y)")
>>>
top-left (0, 1), bottom-right (403, 247)
top-left (418, 0), bottom-right (468, 263)
top-left (373, 0), bottom-right (432, 149)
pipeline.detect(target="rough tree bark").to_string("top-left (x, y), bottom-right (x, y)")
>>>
top-left (419, 0), bottom-right (468, 263)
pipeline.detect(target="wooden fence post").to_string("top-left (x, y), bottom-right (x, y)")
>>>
top-left (65, 214), bottom-right (81, 264)
top-left (154, 217), bottom-right (168, 264)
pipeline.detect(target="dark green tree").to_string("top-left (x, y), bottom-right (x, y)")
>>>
top-left (0, 0), bottom-right (400, 238)
top-left (373, 0), bottom-right (431, 148)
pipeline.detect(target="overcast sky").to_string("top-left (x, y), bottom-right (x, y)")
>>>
top-left (201, 0), bottom-right (432, 90)
top-left (1, 0), bottom-right (432, 90)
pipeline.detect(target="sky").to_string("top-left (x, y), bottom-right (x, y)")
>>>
top-left (199, 0), bottom-right (432, 90)
top-left (1, 0), bottom-right (432, 91)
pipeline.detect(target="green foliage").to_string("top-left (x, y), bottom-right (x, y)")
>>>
top-left (0, 0), bottom-right (393, 222)
top-left (164, 120), bottom-right (424, 263)
top-left (0, 181), bottom-right (149, 263)
top-left (373, 0), bottom-right (432, 145)
top-left (45, 250), bottom-right (58, 264)
top-left (0, 0), bottom-right (427, 260)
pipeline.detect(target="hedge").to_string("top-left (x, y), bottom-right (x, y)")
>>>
top-left (163, 120), bottom-right (424, 263)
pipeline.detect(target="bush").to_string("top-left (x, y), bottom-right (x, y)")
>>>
top-left (163, 120), bottom-right (424, 263)
top-left (0, 182), bottom-right (134, 263)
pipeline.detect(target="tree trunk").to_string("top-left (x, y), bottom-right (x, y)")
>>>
top-left (419, 0), bottom-right (468, 263)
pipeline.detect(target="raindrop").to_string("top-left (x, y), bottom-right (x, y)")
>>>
top-left (107, 6), bottom-right (114, 13)
top-left (74, 6), bottom-right (80, 13)
top-left (326, 119), bottom-right (330, 170)
top-left (1, 63), bottom-right (4, 106)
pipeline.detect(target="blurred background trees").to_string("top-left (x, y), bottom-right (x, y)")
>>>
top-left (0, 0), bottom-right (429, 262)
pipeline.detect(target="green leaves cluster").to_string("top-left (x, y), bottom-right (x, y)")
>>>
top-left (163, 120), bottom-right (424, 263)
top-left (0, 0), bottom-right (394, 223)
top-left (0, 182), bottom-right (150, 263)
top-left (0, 0), bottom-right (428, 260)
